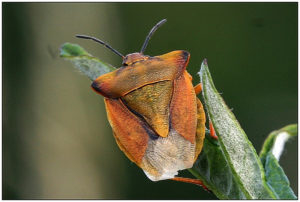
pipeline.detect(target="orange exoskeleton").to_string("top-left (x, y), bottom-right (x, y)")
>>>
top-left (76, 19), bottom-right (206, 182)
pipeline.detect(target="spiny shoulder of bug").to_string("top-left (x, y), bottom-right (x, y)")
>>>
top-left (76, 19), bottom-right (191, 69)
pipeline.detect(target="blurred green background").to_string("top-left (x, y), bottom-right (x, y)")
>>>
top-left (3, 2), bottom-right (297, 199)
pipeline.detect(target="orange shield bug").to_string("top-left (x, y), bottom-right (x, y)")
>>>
top-left (76, 19), bottom-right (206, 181)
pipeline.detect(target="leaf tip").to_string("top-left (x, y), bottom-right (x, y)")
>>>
top-left (198, 58), bottom-right (210, 81)
top-left (203, 58), bottom-right (208, 66)
top-left (60, 42), bottom-right (90, 58)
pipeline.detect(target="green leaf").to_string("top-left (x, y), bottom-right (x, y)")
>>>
top-left (259, 124), bottom-right (297, 199)
top-left (192, 59), bottom-right (276, 199)
top-left (190, 134), bottom-right (247, 199)
top-left (60, 43), bottom-right (115, 81)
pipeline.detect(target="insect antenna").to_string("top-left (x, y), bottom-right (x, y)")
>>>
top-left (76, 35), bottom-right (124, 58)
top-left (140, 19), bottom-right (167, 54)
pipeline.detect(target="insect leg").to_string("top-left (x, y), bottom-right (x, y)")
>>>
top-left (170, 177), bottom-right (211, 192)
top-left (209, 122), bottom-right (218, 140)
top-left (194, 83), bottom-right (202, 95)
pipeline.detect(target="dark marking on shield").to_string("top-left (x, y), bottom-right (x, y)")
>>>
top-left (91, 81), bottom-right (102, 93)
top-left (181, 51), bottom-right (190, 61)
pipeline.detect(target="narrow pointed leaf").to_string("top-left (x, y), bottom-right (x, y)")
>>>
top-left (196, 60), bottom-right (276, 199)
top-left (259, 124), bottom-right (297, 199)
top-left (60, 43), bottom-right (115, 81)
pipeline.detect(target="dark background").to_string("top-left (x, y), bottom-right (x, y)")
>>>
top-left (3, 2), bottom-right (297, 199)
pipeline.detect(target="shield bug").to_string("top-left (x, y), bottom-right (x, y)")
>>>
top-left (76, 19), bottom-right (206, 182)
